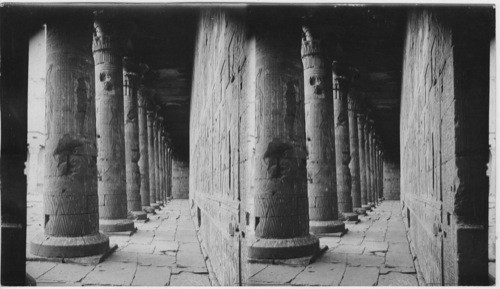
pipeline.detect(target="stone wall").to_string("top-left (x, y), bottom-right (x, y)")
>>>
top-left (383, 159), bottom-right (399, 200)
top-left (172, 158), bottom-right (189, 199)
top-left (488, 37), bottom-right (495, 266)
top-left (400, 8), bottom-right (490, 285)
top-left (189, 7), bottom-right (250, 285)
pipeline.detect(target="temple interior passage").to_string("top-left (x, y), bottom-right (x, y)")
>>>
top-left (0, 3), bottom-right (495, 286)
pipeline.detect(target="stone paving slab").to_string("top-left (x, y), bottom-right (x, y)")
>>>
top-left (246, 201), bottom-right (420, 286)
top-left (290, 262), bottom-right (346, 286)
top-left (132, 265), bottom-right (172, 286)
top-left (340, 266), bottom-right (380, 286)
top-left (170, 271), bottom-right (211, 286)
top-left (26, 199), bottom-right (211, 286)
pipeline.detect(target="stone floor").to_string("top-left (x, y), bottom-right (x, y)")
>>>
top-left (26, 198), bottom-right (211, 286)
top-left (27, 192), bottom-right (419, 286)
top-left (247, 201), bottom-right (421, 286)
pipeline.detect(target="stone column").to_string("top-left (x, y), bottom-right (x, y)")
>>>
top-left (358, 113), bottom-right (370, 211)
top-left (166, 139), bottom-right (172, 200)
top-left (30, 19), bottom-right (110, 257)
top-left (377, 143), bottom-right (383, 202)
top-left (138, 86), bottom-right (154, 213)
top-left (146, 107), bottom-right (159, 209)
top-left (364, 118), bottom-right (373, 207)
top-left (300, 23), bottom-right (344, 233)
top-left (249, 17), bottom-right (319, 261)
top-left (93, 13), bottom-right (134, 232)
top-left (123, 57), bottom-right (147, 221)
top-left (156, 118), bottom-right (164, 205)
top-left (161, 129), bottom-right (167, 203)
top-left (348, 95), bottom-right (364, 215)
top-left (332, 61), bottom-right (358, 222)
top-left (168, 147), bottom-right (173, 199)
top-left (368, 123), bottom-right (376, 207)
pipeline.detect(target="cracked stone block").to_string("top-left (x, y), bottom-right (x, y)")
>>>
top-left (333, 244), bottom-right (365, 254)
top-left (172, 266), bottom-right (208, 274)
top-left (132, 265), bottom-right (171, 286)
top-left (82, 262), bottom-right (137, 286)
top-left (247, 264), bottom-right (268, 278)
top-left (154, 240), bottom-right (179, 254)
top-left (385, 233), bottom-right (408, 244)
top-left (291, 262), bottom-right (346, 285)
top-left (121, 244), bottom-right (156, 254)
top-left (137, 253), bottom-right (176, 267)
top-left (38, 263), bottom-right (95, 283)
top-left (26, 261), bottom-right (57, 279)
top-left (380, 265), bottom-right (416, 274)
top-left (378, 272), bottom-right (418, 286)
top-left (176, 252), bottom-right (206, 268)
top-left (249, 265), bottom-right (306, 285)
top-left (339, 231), bottom-right (365, 245)
top-left (319, 236), bottom-right (341, 248)
top-left (316, 251), bottom-right (348, 264)
top-left (170, 272), bottom-right (210, 286)
top-left (340, 266), bottom-right (380, 286)
top-left (154, 230), bottom-right (176, 240)
top-left (106, 251), bottom-right (138, 263)
top-left (365, 231), bottom-right (386, 242)
top-left (178, 242), bottom-right (202, 254)
top-left (363, 241), bottom-right (389, 253)
top-left (385, 251), bottom-right (415, 268)
top-left (388, 242), bottom-right (411, 254)
top-left (347, 253), bottom-right (385, 267)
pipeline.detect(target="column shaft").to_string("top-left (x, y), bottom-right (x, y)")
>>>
top-left (301, 24), bottom-right (344, 233)
top-left (369, 128), bottom-right (376, 206)
top-left (138, 87), bottom-right (152, 211)
top-left (30, 19), bottom-right (109, 257)
top-left (93, 14), bottom-right (134, 232)
top-left (348, 95), bottom-right (362, 214)
top-left (357, 114), bottom-right (369, 209)
top-left (365, 122), bottom-right (373, 206)
top-left (332, 62), bottom-right (357, 221)
top-left (160, 132), bottom-right (166, 203)
top-left (146, 109), bottom-right (158, 207)
top-left (155, 119), bottom-right (163, 204)
top-left (249, 16), bottom-right (319, 260)
top-left (123, 57), bottom-right (146, 220)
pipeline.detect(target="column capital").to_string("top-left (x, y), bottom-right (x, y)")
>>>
top-left (300, 23), bottom-right (324, 59)
top-left (92, 11), bottom-right (134, 64)
top-left (348, 94), bottom-right (360, 111)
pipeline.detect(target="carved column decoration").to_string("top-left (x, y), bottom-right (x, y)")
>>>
top-left (301, 22), bottom-right (345, 233)
top-left (348, 94), bottom-right (364, 215)
top-left (146, 104), bottom-right (159, 209)
top-left (92, 12), bottom-right (134, 232)
top-left (30, 18), bottom-right (110, 257)
top-left (138, 86), bottom-right (154, 213)
top-left (123, 57), bottom-right (147, 220)
top-left (332, 61), bottom-right (358, 222)
top-left (249, 16), bottom-right (319, 261)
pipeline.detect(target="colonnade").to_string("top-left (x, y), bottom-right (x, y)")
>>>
top-left (249, 17), bottom-right (386, 261)
top-left (30, 13), bottom-right (174, 258)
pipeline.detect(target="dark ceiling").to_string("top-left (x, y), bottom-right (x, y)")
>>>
top-left (4, 4), bottom-right (408, 161)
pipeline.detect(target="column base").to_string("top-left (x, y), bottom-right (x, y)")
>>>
top-left (130, 210), bottom-right (148, 220)
top-left (30, 233), bottom-right (109, 258)
top-left (310, 220), bottom-right (346, 234)
top-left (340, 212), bottom-right (359, 222)
top-left (248, 234), bottom-right (319, 260)
top-left (354, 207), bottom-right (367, 215)
top-left (362, 204), bottom-right (372, 211)
top-left (151, 203), bottom-right (160, 209)
top-left (99, 218), bottom-right (135, 233)
top-left (142, 206), bottom-right (156, 214)
top-left (368, 202), bottom-right (376, 208)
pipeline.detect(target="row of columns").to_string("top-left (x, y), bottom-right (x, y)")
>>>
top-left (249, 18), bottom-right (385, 260)
top-left (30, 13), bottom-right (173, 258)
